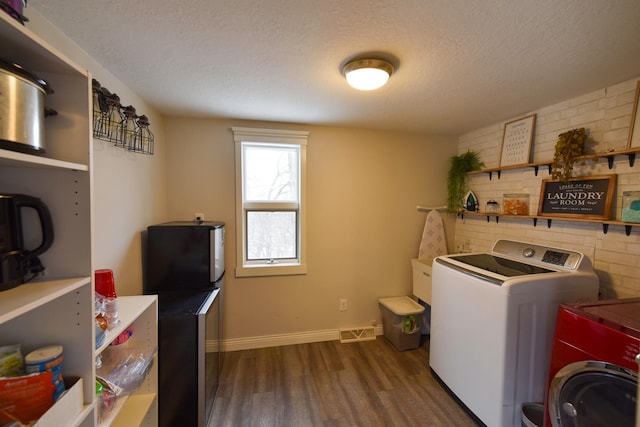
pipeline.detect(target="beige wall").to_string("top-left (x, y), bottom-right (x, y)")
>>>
top-left (27, 10), bottom-right (168, 297)
top-left (28, 8), bottom-right (457, 346)
top-left (37, 5), bottom-right (637, 346)
top-left (164, 117), bottom-right (456, 343)
top-left (455, 77), bottom-right (640, 299)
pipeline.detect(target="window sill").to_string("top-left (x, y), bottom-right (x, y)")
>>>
top-left (235, 263), bottom-right (307, 278)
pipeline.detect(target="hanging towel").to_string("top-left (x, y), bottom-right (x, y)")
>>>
top-left (418, 210), bottom-right (448, 259)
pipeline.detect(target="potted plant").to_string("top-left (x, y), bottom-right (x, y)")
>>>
top-left (551, 128), bottom-right (593, 182)
top-left (447, 150), bottom-right (485, 213)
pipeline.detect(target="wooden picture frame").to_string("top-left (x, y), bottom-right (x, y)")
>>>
top-left (537, 175), bottom-right (617, 220)
top-left (627, 80), bottom-right (640, 148)
top-left (499, 114), bottom-right (536, 167)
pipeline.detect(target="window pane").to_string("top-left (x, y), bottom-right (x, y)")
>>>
top-left (246, 211), bottom-right (297, 260)
top-left (243, 144), bottom-right (299, 202)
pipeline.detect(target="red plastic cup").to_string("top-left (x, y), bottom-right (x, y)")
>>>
top-left (95, 269), bottom-right (117, 298)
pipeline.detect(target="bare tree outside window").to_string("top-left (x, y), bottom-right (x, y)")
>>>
top-left (243, 143), bottom-right (300, 261)
top-left (244, 145), bottom-right (298, 202)
top-left (246, 211), bottom-right (296, 259)
top-left (233, 127), bottom-right (308, 276)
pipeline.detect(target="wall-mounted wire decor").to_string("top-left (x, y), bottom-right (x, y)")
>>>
top-left (92, 79), bottom-right (154, 155)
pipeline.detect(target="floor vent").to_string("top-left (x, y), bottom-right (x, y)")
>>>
top-left (339, 327), bottom-right (376, 343)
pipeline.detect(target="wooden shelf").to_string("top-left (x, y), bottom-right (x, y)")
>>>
top-left (0, 149), bottom-right (89, 171)
top-left (468, 161), bottom-right (552, 179)
top-left (0, 277), bottom-right (90, 325)
top-left (460, 211), bottom-right (639, 236)
top-left (96, 295), bottom-right (157, 355)
top-left (467, 147), bottom-right (640, 179)
top-left (462, 146), bottom-right (640, 236)
top-left (109, 393), bottom-right (157, 427)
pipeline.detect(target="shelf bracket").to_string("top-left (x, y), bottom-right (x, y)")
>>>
top-left (628, 153), bottom-right (636, 167)
top-left (533, 218), bottom-right (538, 227)
top-left (547, 219), bottom-right (552, 228)
top-left (602, 224), bottom-right (631, 236)
top-left (607, 156), bottom-right (614, 169)
top-left (533, 165), bottom-right (539, 176)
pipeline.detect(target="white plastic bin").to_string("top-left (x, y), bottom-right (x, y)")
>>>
top-left (378, 296), bottom-right (425, 351)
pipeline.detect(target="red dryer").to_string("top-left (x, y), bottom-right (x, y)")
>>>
top-left (544, 298), bottom-right (640, 427)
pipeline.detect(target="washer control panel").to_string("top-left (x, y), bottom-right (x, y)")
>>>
top-left (492, 239), bottom-right (584, 270)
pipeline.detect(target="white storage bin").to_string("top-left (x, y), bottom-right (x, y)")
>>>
top-left (378, 296), bottom-right (425, 351)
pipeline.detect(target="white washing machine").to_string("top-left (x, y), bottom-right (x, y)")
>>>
top-left (429, 240), bottom-right (599, 427)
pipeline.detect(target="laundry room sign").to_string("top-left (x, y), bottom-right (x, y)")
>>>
top-left (538, 175), bottom-right (617, 219)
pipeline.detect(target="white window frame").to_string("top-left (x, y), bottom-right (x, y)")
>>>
top-left (232, 127), bottom-right (308, 277)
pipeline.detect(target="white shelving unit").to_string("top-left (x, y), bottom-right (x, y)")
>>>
top-left (97, 296), bottom-right (158, 427)
top-left (0, 12), bottom-right (157, 427)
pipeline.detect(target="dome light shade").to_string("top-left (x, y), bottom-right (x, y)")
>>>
top-left (343, 59), bottom-right (394, 91)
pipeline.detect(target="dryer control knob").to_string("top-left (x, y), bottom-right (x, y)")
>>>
top-left (562, 402), bottom-right (578, 418)
top-left (523, 248), bottom-right (535, 258)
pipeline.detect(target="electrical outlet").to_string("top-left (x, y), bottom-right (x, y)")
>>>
top-left (194, 212), bottom-right (205, 222)
top-left (339, 299), bottom-right (347, 311)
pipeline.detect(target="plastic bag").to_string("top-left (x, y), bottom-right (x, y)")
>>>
top-left (103, 347), bottom-right (156, 394)
top-left (0, 344), bottom-right (24, 377)
top-left (403, 315), bottom-right (418, 334)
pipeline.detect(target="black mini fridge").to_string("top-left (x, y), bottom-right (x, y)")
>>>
top-left (144, 221), bottom-right (224, 427)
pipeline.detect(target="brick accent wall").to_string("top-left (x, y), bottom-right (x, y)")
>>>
top-left (455, 77), bottom-right (640, 298)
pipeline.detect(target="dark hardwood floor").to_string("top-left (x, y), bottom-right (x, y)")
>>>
top-left (210, 336), bottom-right (478, 426)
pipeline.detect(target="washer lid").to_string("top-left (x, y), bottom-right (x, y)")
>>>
top-left (564, 298), bottom-right (640, 339)
top-left (446, 253), bottom-right (555, 277)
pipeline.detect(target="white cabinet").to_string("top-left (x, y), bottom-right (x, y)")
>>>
top-left (0, 278), bottom-right (94, 425)
top-left (97, 296), bottom-right (158, 427)
top-left (0, 12), bottom-right (157, 427)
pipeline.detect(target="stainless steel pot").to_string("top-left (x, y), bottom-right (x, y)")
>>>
top-left (0, 59), bottom-right (51, 154)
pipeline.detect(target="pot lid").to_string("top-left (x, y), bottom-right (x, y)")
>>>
top-left (0, 58), bottom-right (52, 94)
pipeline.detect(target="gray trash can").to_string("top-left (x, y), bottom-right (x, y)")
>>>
top-left (378, 296), bottom-right (425, 351)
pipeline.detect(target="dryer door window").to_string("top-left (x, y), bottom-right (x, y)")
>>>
top-left (550, 361), bottom-right (637, 427)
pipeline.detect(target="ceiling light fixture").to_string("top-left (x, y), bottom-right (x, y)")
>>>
top-left (342, 58), bottom-right (394, 91)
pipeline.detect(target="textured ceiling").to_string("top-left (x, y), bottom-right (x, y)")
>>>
top-left (29, 0), bottom-right (640, 135)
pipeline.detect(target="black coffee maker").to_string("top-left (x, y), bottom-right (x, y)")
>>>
top-left (0, 194), bottom-right (54, 290)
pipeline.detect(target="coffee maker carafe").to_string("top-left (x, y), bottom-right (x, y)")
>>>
top-left (0, 194), bottom-right (54, 290)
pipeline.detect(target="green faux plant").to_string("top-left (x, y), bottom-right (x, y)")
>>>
top-left (551, 128), bottom-right (593, 182)
top-left (447, 150), bottom-right (485, 213)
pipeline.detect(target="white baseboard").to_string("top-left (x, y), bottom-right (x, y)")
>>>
top-left (207, 325), bottom-right (384, 352)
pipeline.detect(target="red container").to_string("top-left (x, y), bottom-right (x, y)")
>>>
top-left (94, 269), bottom-right (117, 298)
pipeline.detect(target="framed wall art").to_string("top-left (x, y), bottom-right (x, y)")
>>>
top-left (627, 80), bottom-right (640, 148)
top-left (537, 175), bottom-right (617, 220)
top-left (499, 114), bottom-right (536, 167)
